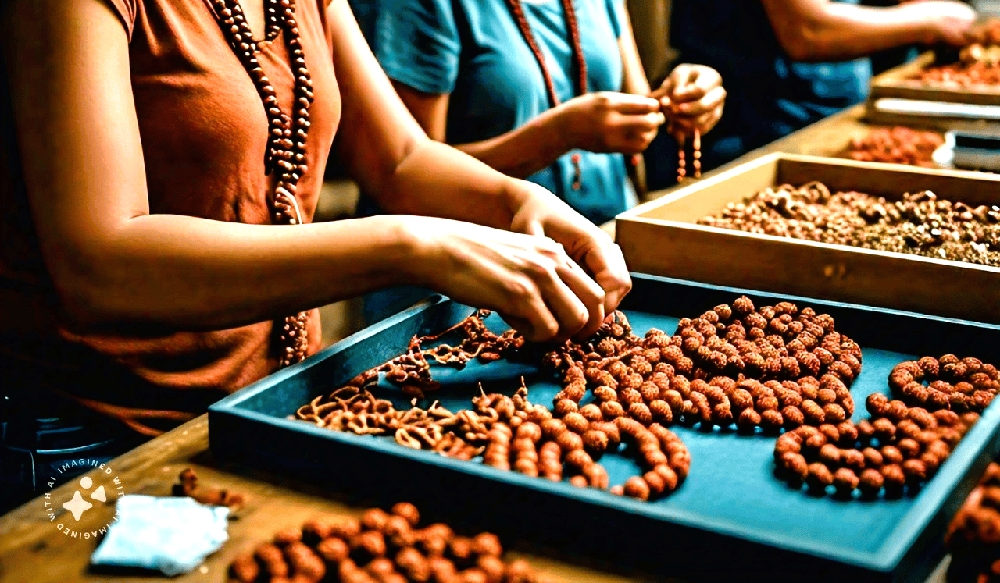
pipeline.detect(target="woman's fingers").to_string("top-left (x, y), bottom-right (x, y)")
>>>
top-left (603, 92), bottom-right (662, 115)
top-left (675, 86), bottom-right (727, 115)
top-left (556, 257), bottom-right (607, 340)
top-left (574, 239), bottom-right (631, 315)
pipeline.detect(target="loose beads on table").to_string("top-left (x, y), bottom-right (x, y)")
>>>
top-left (228, 502), bottom-right (541, 583)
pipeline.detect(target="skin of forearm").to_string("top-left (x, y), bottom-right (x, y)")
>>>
top-left (369, 137), bottom-right (534, 229)
top-left (57, 214), bottom-right (415, 330)
top-left (444, 108), bottom-right (572, 180)
top-left (765, 1), bottom-right (933, 61)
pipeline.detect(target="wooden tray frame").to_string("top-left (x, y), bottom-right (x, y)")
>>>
top-left (866, 52), bottom-right (1000, 130)
top-left (615, 153), bottom-right (1000, 323)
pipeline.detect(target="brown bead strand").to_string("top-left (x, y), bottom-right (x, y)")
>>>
top-left (504, 0), bottom-right (587, 109)
top-left (676, 134), bottom-right (686, 182)
top-left (504, 0), bottom-right (588, 191)
top-left (208, 0), bottom-right (315, 367)
top-left (692, 129), bottom-right (701, 178)
top-left (774, 394), bottom-right (980, 498)
top-left (888, 355), bottom-right (1000, 414)
top-left (946, 462), bottom-right (1000, 583)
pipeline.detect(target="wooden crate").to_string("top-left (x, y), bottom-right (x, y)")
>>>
top-left (866, 52), bottom-right (1000, 131)
top-left (615, 153), bottom-right (1000, 323)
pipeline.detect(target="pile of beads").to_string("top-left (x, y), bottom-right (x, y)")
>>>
top-left (841, 127), bottom-right (944, 167)
top-left (473, 386), bottom-right (690, 500)
top-left (774, 393), bottom-right (979, 497)
top-left (889, 355), bottom-right (1000, 413)
top-left (375, 310), bottom-right (525, 399)
top-left (228, 502), bottom-right (541, 583)
top-left (295, 386), bottom-right (494, 460)
top-left (699, 182), bottom-right (1000, 267)
top-left (946, 463), bottom-right (1000, 583)
top-left (544, 297), bottom-right (862, 434)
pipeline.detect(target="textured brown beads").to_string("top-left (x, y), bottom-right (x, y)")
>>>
top-left (229, 503), bottom-right (540, 583)
top-left (774, 396), bottom-right (980, 498)
top-left (889, 355), bottom-right (1000, 414)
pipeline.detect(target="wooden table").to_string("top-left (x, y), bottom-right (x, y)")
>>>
top-left (0, 103), bottom-right (953, 583)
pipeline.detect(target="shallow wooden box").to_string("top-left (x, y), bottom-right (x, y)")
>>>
top-left (616, 153), bottom-right (1000, 323)
top-left (866, 52), bottom-right (1000, 131)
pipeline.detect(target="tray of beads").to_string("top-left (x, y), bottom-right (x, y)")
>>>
top-left (616, 152), bottom-right (1000, 325)
top-left (209, 273), bottom-right (1000, 582)
top-left (866, 38), bottom-right (1000, 130)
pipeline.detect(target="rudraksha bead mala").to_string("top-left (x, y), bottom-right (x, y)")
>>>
top-left (207, 0), bottom-right (315, 367)
top-left (889, 355), bottom-right (1000, 413)
top-left (674, 129), bottom-right (701, 182)
top-left (840, 127), bottom-right (943, 167)
top-left (228, 502), bottom-right (542, 582)
top-left (371, 310), bottom-right (525, 400)
top-left (543, 297), bottom-right (861, 435)
top-left (946, 463), bottom-right (1000, 583)
top-left (774, 393), bottom-right (979, 498)
top-left (699, 182), bottom-right (1000, 267)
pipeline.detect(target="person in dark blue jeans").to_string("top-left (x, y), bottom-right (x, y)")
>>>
top-left (646, 0), bottom-right (980, 189)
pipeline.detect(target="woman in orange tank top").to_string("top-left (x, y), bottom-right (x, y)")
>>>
top-left (0, 0), bottom-right (630, 511)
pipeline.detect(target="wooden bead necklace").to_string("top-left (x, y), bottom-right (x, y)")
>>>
top-left (206, 0), bottom-right (315, 367)
top-left (504, 0), bottom-right (587, 191)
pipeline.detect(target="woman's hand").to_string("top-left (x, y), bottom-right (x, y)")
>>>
top-left (402, 180), bottom-right (631, 344)
top-left (651, 64), bottom-right (726, 137)
top-left (555, 92), bottom-right (666, 155)
top-left (507, 182), bottom-right (632, 336)
top-left (402, 214), bottom-right (619, 343)
top-left (899, 1), bottom-right (979, 46)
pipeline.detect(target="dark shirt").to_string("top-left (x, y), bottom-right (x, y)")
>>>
top-left (671, 0), bottom-right (871, 169)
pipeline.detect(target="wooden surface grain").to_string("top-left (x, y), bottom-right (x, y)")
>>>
top-left (0, 103), bottom-right (953, 583)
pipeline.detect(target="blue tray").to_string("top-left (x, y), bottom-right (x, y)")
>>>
top-left (209, 274), bottom-right (1000, 582)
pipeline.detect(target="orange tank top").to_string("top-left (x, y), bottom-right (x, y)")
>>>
top-left (0, 0), bottom-right (340, 435)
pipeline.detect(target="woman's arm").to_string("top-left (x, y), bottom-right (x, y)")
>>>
top-left (759, 0), bottom-right (978, 62)
top-left (389, 82), bottom-right (577, 181)
top-left (1, 0), bottom-right (425, 330)
top-left (390, 83), bottom-right (664, 180)
top-left (328, 0), bottom-right (632, 335)
top-left (3, 0), bottom-right (625, 341)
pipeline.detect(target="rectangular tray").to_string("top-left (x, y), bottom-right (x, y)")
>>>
top-left (866, 52), bottom-right (1000, 131)
top-left (616, 153), bottom-right (1000, 324)
top-left (209, 274), bottom-right (1000, 582)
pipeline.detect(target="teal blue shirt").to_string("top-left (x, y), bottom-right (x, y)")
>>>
top-left (352, 0), bottom-right (633, 225)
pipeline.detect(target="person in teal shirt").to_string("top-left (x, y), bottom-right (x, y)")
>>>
top-left (350, 0), bottom-right (725, 323)
top-left (350, 0), bottom-right (725, 225)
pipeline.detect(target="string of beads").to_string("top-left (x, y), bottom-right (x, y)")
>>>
top-left (207, 0), bottom-right (315, 367)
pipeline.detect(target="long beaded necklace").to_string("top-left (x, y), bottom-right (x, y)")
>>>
top-left (206, 0), bottom-right (314, 368)
top-left (504, 0), bottom-right (587, 190)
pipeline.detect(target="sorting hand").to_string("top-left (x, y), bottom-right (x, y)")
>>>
top-left (403, 185), bottom-right (631, 343)
top-left (556, 92), bottom-right (666, 155)
top-left (904, 1), bottom-right (979, 46)
top-left (508, 181), bottom-right (632, 326)
top-left (651, 64), bottom-right (726, 138)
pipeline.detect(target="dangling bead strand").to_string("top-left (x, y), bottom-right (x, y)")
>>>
top-left (209, 0), bottom-right (315, 367)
